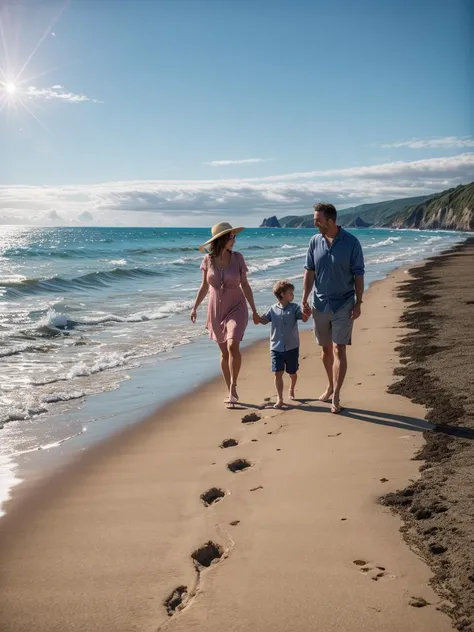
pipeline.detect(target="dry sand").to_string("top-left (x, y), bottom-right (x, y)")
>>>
top-left (0, 268), bottom-right (455, 632)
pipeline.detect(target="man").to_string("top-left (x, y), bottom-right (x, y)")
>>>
top-left (302, 202), bottom-right (365, 414)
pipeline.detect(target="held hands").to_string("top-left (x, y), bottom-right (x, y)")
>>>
top-left (190, 307), bottom-right (197, 323)
top-left (301, 301), bottom-right (312, 318)
top-left (252, 311), bottom-right (260, 325)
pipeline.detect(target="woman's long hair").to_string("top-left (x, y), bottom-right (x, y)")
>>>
top-left (209, 233), bottom-right (230, 258)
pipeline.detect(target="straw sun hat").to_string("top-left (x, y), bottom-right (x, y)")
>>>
top-left (198, 222), bottom-right (244, 253)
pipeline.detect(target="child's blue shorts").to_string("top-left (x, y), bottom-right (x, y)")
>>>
top-left (271, 347), bottom-right (299, 374)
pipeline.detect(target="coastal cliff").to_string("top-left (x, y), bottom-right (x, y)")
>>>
top-left (263, 183), bottom-right (474, 231)
top-left (387, 184), bottom-right (474, 231)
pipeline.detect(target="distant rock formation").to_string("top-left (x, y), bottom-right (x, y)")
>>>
top-left (260, 216), bottom-right (281, 228)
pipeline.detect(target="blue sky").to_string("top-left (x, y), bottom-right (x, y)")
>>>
top-left (0, 0), bottom-right (472, 226)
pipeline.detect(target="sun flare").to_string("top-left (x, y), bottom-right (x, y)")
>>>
top-left (5, 82), bottom-right (17, 94)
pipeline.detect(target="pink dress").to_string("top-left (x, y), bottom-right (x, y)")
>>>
top-left (200, 251), bottom-right (249, 344)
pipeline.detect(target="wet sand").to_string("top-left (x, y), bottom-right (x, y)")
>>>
top-left (0, 265), bottom-right (457, 632)
top-left (382, 237), bottom-right (474, 632)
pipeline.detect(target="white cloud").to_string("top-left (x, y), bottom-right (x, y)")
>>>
top-left (25, 85), bottom-right (103, 104)
top-left (44, 210), bottom-right (63, 221)
top-left (205, 158), bottom-right (267, 166)
top-left (382, 136), bottom-right (474, 149)
top-left (26, 210), bottom-right (64, 225)
top-left (0, 153), bottom-right (472, 226)
top-left (78, 211), bottom-right (94, 222)
top-left (256, 153), bottom-right (474, 182)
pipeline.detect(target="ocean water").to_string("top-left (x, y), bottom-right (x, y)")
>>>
top-left (0, 225), bottom-right (466, 514)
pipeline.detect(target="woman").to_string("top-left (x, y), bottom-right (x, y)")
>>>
top-left (191, 222), bottom-right (259, 408)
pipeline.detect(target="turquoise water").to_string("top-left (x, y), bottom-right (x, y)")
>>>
top-left (0, 225), bottom-right (466, 513)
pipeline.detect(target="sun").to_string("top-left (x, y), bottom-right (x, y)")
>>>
top-left (1, 81), bottom-right (18, 96)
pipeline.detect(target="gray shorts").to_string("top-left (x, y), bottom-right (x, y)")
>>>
top-left (312, 300), bottom-right (354, 347)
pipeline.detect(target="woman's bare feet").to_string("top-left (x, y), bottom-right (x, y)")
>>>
top-left (273, 400), bottom-right (284, 409)
top-left (317, 385), bottom-right (334, 402)
top-left (230, 383), bottom-right (239, 401)
top-left (331, 392), bottom-right (343, 414)
top-left (224, 383), bottom-right (239, 408)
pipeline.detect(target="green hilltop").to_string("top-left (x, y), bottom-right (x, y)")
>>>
top-left (271, 183), bottom-right (474, 231)
top-left (388, 183), bottom-right (474, 231)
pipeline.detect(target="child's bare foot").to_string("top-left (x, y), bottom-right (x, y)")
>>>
top-left (317, 386), bottom-right (333, 402)
top-left (273, 400), bottom-right (284, 409)
top-left (288, 388), bottom-right (296, 400)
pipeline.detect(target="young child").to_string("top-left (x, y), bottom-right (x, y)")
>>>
top-left (257, 280), bottom-right (309, 408)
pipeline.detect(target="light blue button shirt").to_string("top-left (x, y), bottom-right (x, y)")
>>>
top-left (304, 228), bottom-right (365, 313)
top-left (262, 302), bottom-right (303, 352)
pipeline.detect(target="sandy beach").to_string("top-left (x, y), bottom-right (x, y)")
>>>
top-left (0, 256), bottom-right (464, 631)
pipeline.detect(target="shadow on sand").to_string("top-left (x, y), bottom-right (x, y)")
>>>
top-left (236, 399), bottom-right (474, 440)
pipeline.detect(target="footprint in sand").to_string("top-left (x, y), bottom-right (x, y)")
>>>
top-left (227, 458), bottom-right (252, 473)
top-left (164, 542), bottom-right (225, 618)
top-left (165, 586), bottom-right (189, 616)
top-left (192, 541), bottom-right (224, 569)
top-left (353, 559), bottom-right (396, 581)
top-left (242, 412), bottom-right (261, 424)
top-left (220, 438), bottom-right (238, 448)
top-left (163, 540), bottom-right (230, 631)
top-left (200, 487), bottom-right (226, 507)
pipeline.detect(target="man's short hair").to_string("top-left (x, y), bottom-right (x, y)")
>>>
top-left (313, 202), bottom-right (337, 222)
top-left (273, 280), bottom-right (294, 300)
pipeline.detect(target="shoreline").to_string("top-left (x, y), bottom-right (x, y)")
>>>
top-left (0, 257), bottom-right (427, 518)
top-left (0, 231), bottom-right (467, 519)
top-left (0, 258), bottom-right (456, 631)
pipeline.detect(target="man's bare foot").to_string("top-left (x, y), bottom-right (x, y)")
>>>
top-left (288, 389), bottom-right (296, 401)
top-left (273, 400), bottom-right (284, 409)
top-left (331, 393), bottom-right (343, 414)
top-left (318, 386), bottom-right (334, 402)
